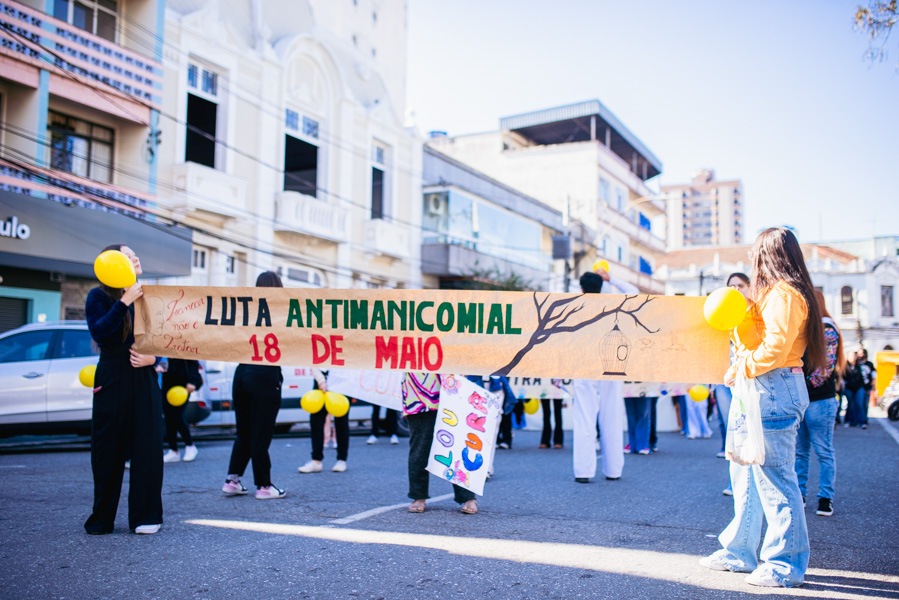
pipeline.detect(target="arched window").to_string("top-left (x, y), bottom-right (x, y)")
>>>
top-left (841, 286), bottom-right (853, 315)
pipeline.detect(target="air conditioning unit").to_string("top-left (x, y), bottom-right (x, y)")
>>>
top-left (426, 194), bottom-right (447, 217)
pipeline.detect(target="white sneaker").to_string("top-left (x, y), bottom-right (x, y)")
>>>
top-left (366, 435), bottom-right (378, 445)
top-left (124, 460), bottom-right (130, 470)
top-left (390, 435), bottom-right (399, 445)
top-left (298, 460), bottom-right (323, 474)
top-left (135, 524), bottom-right (161, 535)
top-left (255, 485), bottom-right (286, 500)
top-left (332, 460), bottom-right (347, 472)
top-left (163, 450), bottom-right (180, 463)
top-left (182, 445), bottom-right (198, 462)
top-left (328, 440), bottom-right (338, 449)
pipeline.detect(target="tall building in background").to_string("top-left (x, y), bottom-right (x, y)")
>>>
top-left (428, 99), bottom-right (667, 293)
top-left (661, 169), bottom-right (743, 249)
top-left (0, 0), bottom-right (192, 331)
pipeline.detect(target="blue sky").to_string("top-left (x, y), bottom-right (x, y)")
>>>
top-left (406, 0), bottom-right (899, 243)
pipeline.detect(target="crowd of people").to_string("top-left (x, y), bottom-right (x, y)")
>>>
top-left (82, 227), bottom-right (874, 589)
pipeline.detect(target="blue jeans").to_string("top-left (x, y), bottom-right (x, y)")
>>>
top-left (624, 397), bottom-right (652, 452)
top-left (675, 395), bottom-right (689, 436)
top-left (715, 385), bottom-right (733, 452)
top-left (711, 368), bottom-right (810, 587)
top-left (846, 388), bottom-right (868, 426)
top-left (796, 397), bottom-right (838, 501)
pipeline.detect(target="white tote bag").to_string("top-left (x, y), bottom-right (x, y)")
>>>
top-left (724, 373), bottom-right (766, 465)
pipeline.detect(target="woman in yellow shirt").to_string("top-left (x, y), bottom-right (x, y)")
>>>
top-left (701, 227), bottom-right (825, 588)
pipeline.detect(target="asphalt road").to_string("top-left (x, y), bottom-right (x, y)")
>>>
top-left (1, 411), bottom-right (897, 600)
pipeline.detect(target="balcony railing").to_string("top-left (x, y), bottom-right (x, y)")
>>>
top-left (170, 162), bottom-right (248, 218)
top-left (364, 218), bottom-right (410, 259)
top-left (275, 190), bottom-right (350, 243)
top-left (0, 159), bottom-right (152, 218)
top-left (0, 0), bottom-right (162, 108)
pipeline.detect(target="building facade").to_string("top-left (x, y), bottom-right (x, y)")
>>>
top-left (421, 146), bottom-right (563, 291)
top-left (0, 0), bottom-right (191, 331)
top-left (656, 242), bottom-right (899, 354)
top-left (428, 99), bottom-right (666, 294)
top-left (661, 169), bottom-right (743, 249)
top-left (154, 0), bottom-right (421, 292)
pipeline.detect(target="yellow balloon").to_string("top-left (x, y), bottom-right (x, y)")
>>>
top-left (167, 385), bottom-right (189, 406)
top-left (94, 250), bottom-right (136, 289)
top-left (523, 398), bottom-right (540, 415)
top-left (703, 287), bottom-right (748, 331)
top-left (689, 384), bottom-right (710, 402)
top-left (593, 259), bottom-right (610, 274)
top-left (325, 391), bottom-right (350, 417)
top-left (79, 365), bottom-right (96, 388)
top-left (301, 389), bottom-right (325, 414)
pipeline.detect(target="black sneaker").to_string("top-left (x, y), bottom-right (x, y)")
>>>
top-left (817, 498), bottom-right (834, 516)
top-left (574, 477), bottom-right (590, 484)
top-left (802, 495), bottom-right (806, 508)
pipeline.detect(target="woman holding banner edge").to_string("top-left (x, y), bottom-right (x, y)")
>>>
top-left (700, 227), bottom-right (824, 588)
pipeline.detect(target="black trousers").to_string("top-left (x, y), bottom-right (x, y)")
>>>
top-left (541, 398), bottom-right (564, 447)
top-left (161, 373), bottom-right (193, 451)
top-left (371, 405), bottom-right (398, 437)
top-left (649, 397), bottom-right (658, 448)
top-left (497, 412), bottom-right (513, 446)
top-left (84, 348), bottom-right (163, 533)
top-left (227, 365), bottom-right (281, 488)
top-left (310, 408), bottom-right (349, 461)
top-left (406, 410), bottom-right (475, 504)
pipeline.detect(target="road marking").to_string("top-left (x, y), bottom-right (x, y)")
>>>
top-left (330, 493), bottom-right (454, 525)
top-left (875, 417), bottom-right (899, 446)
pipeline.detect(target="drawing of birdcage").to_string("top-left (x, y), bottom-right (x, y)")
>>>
top-left (600, 323), bottom-right (631, 376)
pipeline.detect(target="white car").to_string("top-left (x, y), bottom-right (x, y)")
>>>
top-left (197, 361), bottom-right (372, 433)
top-left (0, 322), bottom-right (209, 436)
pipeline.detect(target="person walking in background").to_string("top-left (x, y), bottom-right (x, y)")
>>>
top-left (701, 227), bottom-right (824, 588)
top-left (84, 244), bottom-right (163, 535)
top-left (857, 348), bottom-right (876, 429)
top-left (403, 373), bottom-right (478, 515)
top-left (540, 395), bottom-right (565, 449)
top-left (298, 369), bottom-right (351, 473)
top-left (843, 351), bottom-right (865, 427)
top-left (622, 382), bottom-right (657, 455)
top-left (796, 290), bottom-right (845, 517)
top-left (161, 359), bottom-right (202, 463)
top-left (223, 272), bottom-right (286, 500)
top-left (367, 405), bottom-right (399, 445)
top-left (572, 268), bottom-right (638, 483)
top-left (685, 385), bottom-right (714, 439)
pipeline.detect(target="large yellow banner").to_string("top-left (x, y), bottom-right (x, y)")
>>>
top-left (133, 286), bottom-right (729, 383)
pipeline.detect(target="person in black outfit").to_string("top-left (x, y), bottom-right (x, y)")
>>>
top-left (84, 244), bottom-right (163, 535)
top-left (160, 359), bottom-right (203, 462)
top-left (299, 369), bottom-right (351, 473)
top-left (223, 272), bottom-right (286, 500)
top-left (540, 397), bottom-right (564, 449)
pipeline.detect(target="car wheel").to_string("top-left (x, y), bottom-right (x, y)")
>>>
top-left (888, 400), bottom-right (899, 422)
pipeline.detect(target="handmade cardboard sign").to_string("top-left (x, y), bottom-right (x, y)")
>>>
top-left (426, 375), bottom-right (502, 496)
top-left (133, 286), bottom-right (729, 382)
top-left (509, 377), bottom-right (572, 400)
top-left (326, 369), bottom-right (403, 411)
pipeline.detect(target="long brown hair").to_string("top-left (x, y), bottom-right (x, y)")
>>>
top-left (100, 243), bottom-right (132, 341)
top-left (750, 228), bottom-right (825, 373)
top-left (815, 289), bottom-right (846, 378)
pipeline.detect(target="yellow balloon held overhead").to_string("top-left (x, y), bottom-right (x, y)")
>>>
top-left (94, 250), bottom-right (136, 289)
top-left (325, 391), bottom-right (350, 417)
top-left (523, 398), bottom-right (540, 415)
top-left (703, 287), bottom-right (748, 331)
top-left (166, 385), bottom-right (189, 406)
top-left (689, 384), bottom-right (710, 402)
top-left (79, 365), bottom-right (96, 388)
top-left (301, 389), bottom-right (325, 414)
top-left (593, 259), bottom-right (610, 274)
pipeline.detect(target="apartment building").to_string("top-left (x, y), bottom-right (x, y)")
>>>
top-left (155, 0), bottom-right (421, 291)
top-left (0, 0), bottom-right (191, 329)
top-left (428, 99), bottom-right (667, 294)
top-left (661, 169), bottom-right (743, 249)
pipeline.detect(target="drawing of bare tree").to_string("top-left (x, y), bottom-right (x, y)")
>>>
top-left (491, 293), bottom-right (659, 377)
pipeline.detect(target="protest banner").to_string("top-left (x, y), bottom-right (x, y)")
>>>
top-left (325, 370), bottom-right (404, 411)
top-left (133, 286), bottom-right (729, 382)
top-left (426, 375), bottom-right (501, 496)
top-left (509, 377), bottom-right (572, 400)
